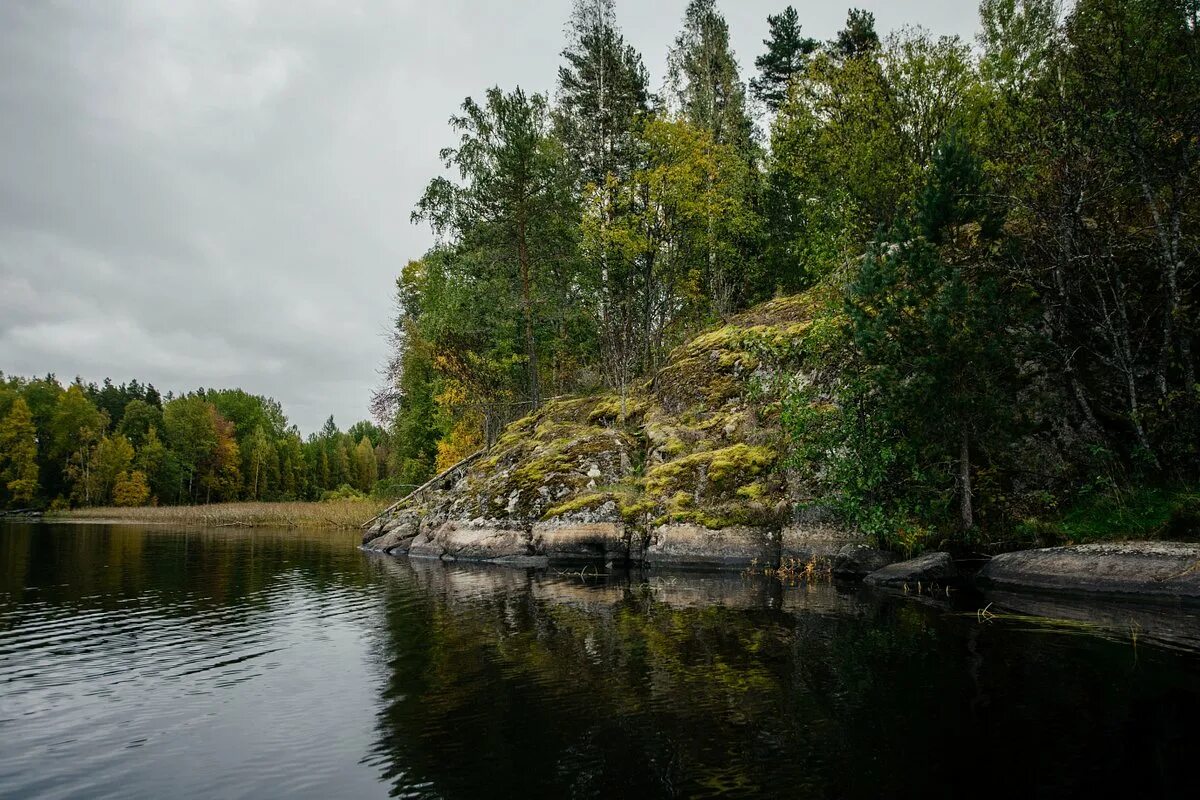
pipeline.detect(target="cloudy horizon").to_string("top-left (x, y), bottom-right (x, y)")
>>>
top-left (0, 0), bottom-right (979, 435)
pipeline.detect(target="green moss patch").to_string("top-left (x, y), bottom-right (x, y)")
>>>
top-left (427, 289), bottom-right (835, 531)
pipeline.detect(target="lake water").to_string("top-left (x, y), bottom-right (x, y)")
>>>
top-left (1, 522), bottom-right (1197, 799)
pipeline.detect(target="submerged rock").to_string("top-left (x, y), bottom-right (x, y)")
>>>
top-left (977, 542), bottom-right (1200, 599)
top-left (832, 544), bottom-right (895, 578)
top-left (981, 589), bottom-right (1200, 652)
top-left (364, 528), bottom-right (418, 555)
top-left (362, 511), bottom-right (420, 551)
top-left (864, 552), bottom-right (958, 589)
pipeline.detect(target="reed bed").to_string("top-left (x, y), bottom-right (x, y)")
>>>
top-left (48, 499), bottom-right (389, 530)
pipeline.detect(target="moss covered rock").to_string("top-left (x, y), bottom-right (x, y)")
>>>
top-left (378, 289), bottom-right (852, 567)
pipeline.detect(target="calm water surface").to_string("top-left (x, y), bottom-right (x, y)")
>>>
top-left (1, 522), bottom-right (1198, 799)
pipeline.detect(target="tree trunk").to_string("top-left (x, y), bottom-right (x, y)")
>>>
top-left (516, 215), bottom-right (541, 411)
top-left (959, 428), bottom-right (973, 533)
top-left (1050, 183), bottom-right (1103, 436)
top-left (1140, 175), bottom-right (1194, 396)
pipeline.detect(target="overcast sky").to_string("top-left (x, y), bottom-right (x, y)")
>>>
top-left (0, 0), bottom-right (980, 434)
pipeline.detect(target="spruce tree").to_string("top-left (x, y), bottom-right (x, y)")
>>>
top-left (555, 0), bottom-right (651, 398)
top-left (751, 6), bottom-right (818, 110)
top-left (845, 131), bottom-right (1014, 536)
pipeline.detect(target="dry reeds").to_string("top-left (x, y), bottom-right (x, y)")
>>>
top-left (47, 499), bottom-right (389, 530)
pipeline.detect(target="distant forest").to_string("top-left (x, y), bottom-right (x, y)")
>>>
top-left (375, 0), bottom-right (1198, 541)
top-left (0, 374), bottom-right (391, 509)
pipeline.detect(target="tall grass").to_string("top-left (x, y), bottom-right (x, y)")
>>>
top-left (48, 499), bottom-right (389, 530)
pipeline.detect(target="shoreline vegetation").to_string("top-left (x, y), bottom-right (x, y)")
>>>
top-left (41, 499), bottom-right (388, 530)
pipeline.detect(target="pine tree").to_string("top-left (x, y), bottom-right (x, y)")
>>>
top-left (751, 6), bottom-right (818, 110)
top-left (415, 87), bottom-right (580, 411)
top-left (0, 397), bottom-right (40, 506)
top-left (832, 8), bottom-right (880, 59)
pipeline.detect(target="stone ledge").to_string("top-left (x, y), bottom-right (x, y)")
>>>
top-left (533, 520), bottom-right (628, 563)
top-left (408, 519), bottom-right (536, 563)
top-left (976, 542), bottom-right (1200, 600)
top-left (863, 552), bottom-right (958, 589)
top-left (645, 523), bottom-right (776, 570)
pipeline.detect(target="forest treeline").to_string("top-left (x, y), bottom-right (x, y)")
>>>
top-left (0, 374), bottom-right (395, 509)
top-left (378, 0), bottom-right (1198, 544)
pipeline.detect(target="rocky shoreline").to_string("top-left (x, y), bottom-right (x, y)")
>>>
top-left (0, 509), bottom-right (42, 520)
top-left (359, 294), bottom-right (1199, 608)
top-left (362, 516), bottom-right (1200, 604)
top-left (362, 512), bottom-right (864, 571)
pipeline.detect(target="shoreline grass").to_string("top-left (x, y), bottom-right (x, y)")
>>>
top-left (46, 499), bottom-right (389, 530)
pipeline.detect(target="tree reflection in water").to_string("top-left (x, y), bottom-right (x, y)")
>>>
top-left (364, 557), bottom-right (1199, 799)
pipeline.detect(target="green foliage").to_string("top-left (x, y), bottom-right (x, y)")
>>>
top-left (0, 373), bottom-right (382, 509)
top-left (0, 398), bottom-right (39, 505)
top-left (116, 399), bottom-right (163, 449)
top-left (52, 384), bottom-right (108, 507)
top-left (667, 0), bottom-right (755, 156)
top-left (784, 131), bottom-right (1023, 549)
top-left (1019, 487), bottom-right (1200, 545)
top-left (320, 483), bottom-right (368, 502)
top-left (112, 470), bottom-right (151, 507)
top-left (415, 85), bottom-right (583, 410)
top-left (832, 8), bottom-right (880, 59)
top-left (555, 0), bottom-right (649, 187)
top-left (751, 6), bottom-right (818, 110)
top-left (90, 435), bottom-right (135, 506)
top-left (367, 0), bottom-right (1200, 551)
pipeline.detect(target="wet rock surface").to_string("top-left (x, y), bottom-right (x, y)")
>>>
top-left (644, 524), bottom-right (776, 570)
top-left (864, 552), bottom-right (958, 589)
top-left (533, 520), bottom-right (631, 564)
top-left (781, 525), bottom-right (861, 561)
top-left (406, 520), bottom-right (546, 567)
top-left (981, 588), bottom-right (1200, 652)
top-left (977, 542), bottom-right (1200, 599)
top-left (832, 543), bottom-right (896, 578)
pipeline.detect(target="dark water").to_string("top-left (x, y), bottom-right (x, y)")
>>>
top-left (1, 523), bottom-right (1198, 799)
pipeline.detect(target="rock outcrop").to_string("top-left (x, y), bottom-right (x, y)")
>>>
top-left (361, 292), bottom-right (866, 570)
